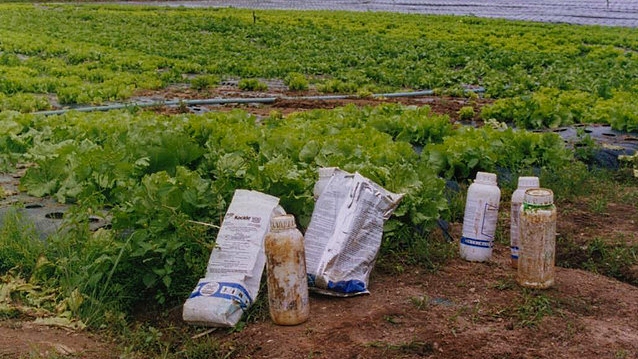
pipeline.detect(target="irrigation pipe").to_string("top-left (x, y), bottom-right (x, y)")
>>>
top-left (32, 88), bottom-right (480, 116)
top-left (33, 97), bottom-right (278, 116)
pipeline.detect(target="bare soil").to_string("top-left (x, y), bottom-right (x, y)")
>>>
top-left (132, 82), bottom-right (490, 122)
top-left (1, 89), bottom-right (637, 358)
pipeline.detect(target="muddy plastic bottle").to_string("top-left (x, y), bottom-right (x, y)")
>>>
top-left (460, 172), bottom-right (501, 262)
top-left (313, 167), bottom-right (337, 201)
top-left (510, 176), bottom-right (540, 268)
top-left (517, 188), bottom-right (556, 289)
top-left (264, 214), bottom-right (310, 325)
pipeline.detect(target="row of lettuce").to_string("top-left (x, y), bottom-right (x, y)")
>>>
top-left (0, 4), bottom-right (637, 131)
top-left (0, 104), bottom-right (573, 324)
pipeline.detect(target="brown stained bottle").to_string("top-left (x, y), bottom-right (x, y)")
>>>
top-left (517, 188), bottom-right (557, 289)
top-left (264, 214), bottom-right (310, 325)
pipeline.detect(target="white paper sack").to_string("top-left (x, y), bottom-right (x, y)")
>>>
top-left (183, 189), bottom-right (281, 327)
top-left (305, 170), bottom-right (403, 297)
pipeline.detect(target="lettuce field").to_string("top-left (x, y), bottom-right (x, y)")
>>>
top-left (0, 4), bottom-right (637, 129)
top-left (1, 3), bottom-right (638, 357)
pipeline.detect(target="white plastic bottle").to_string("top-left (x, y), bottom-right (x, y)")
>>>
top-left (517, 188), bottom-right (557, 289)
top-left (460, 172), bottom-right (501, 262)
top-left (510, 176), bottom-right (540, 268)
top-left (264, 214), bottom-right (310, 325)
top-left (312, 167), bottom-right (338, 201)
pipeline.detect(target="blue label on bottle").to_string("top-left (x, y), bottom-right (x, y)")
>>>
top-left (460, 236), bottom-right (493, 248)
top-left (511, 245), bottom-right (519, 259)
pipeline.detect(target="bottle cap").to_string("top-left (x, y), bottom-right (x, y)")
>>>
top-left (524, 188), bottom-right (554, 206)
top-left (270, 214), bottom-right (296, 230)
top-left (317, 167), bottom-right (337, 179)
top-left (517, 176), bottom-right (540, 189)
top-left (475, 172), bottom-right (497, 185)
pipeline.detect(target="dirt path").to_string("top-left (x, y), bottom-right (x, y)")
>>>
top-left (4, 237), bottom-right (637, 358)
top-left (0, 322), bottom-right (116, 358)
top-left (221, 246), bottom-right (638, 358)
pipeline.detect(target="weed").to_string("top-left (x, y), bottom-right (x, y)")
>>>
top-left (385, 263), bottom-right (404, 275)
top-left (588, 195), bottom-right (608, 214)
top-left (44, 226), bottom-right (127, 327)
top-left (615, 349), bottom-right (629, 359)
top-left (177, 100), bottom-right (189, 113)
top-left (171, 336), bottom-right (240, 359)
top-left (0, 305), bottom-right (20, 320)
top-left (409, 295), bottom-right (430, 310)
top-left (558, 234), bottom-right (638, 286)
top-left (383, 314), bottom-right (401, 325)
top-left (365, 339), bottom-right (434, 356)
top-left (469, 301), bottom-right (484, 324)
top-left (585, 238), bottom-right (638, 285)
top-left (444, 182), bottom-right (467, 223)
top-left (555, 296), bottom-right (594, 316)
top-left (234, 280), bottom-right (270, 330)
top-left (0, 207), bottom-right (44, 277)
top-left (564, 320), bottom-right (581, 339)
top-left (515, 289), bottom-right (553, 328)
top-left (378, 227), bottom-right (456, 274)
top-left (491, 277), bottom-right (517, 291)
top-left (540, 161), bottom-right (593, 201)
top-left (21, 348), bottom-right (70, 359)
top-left (494, 212), bottom-right (510, 246)
top-left (573, 133), bottom-right (599, 164)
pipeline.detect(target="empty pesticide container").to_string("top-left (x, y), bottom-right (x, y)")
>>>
top-left (264, 214), bottom-right (310, 325)
top-left (313, 167), bottom-right (338, 201)
top-left (517, 188), bottom-right (556, 289)
top-left (510, 176), bottom-right (540, 268)
top-left (460, 172), bottom-right (501, 262)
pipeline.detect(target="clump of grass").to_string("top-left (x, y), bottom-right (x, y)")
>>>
top-left (515, 289), bottom-right (553, 328)
top-left (377, 227), bottom-right (456, 275)
top-left (491, 277), bottom-right (517, 291)
top-left (366, 340), bottom-right (434, 356)
top-left (540, 161), bottom-right (593, 201)
top-left (443, 181), bottom-right (466, 223)
top-left (171, 336), bottom-right (243, 359)
top-left (558, 236), bottom-right (638, 286)
top-left (409, 295), bottom-right (431, 310)
top-left (0, 207), bottom-right (44, 277)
